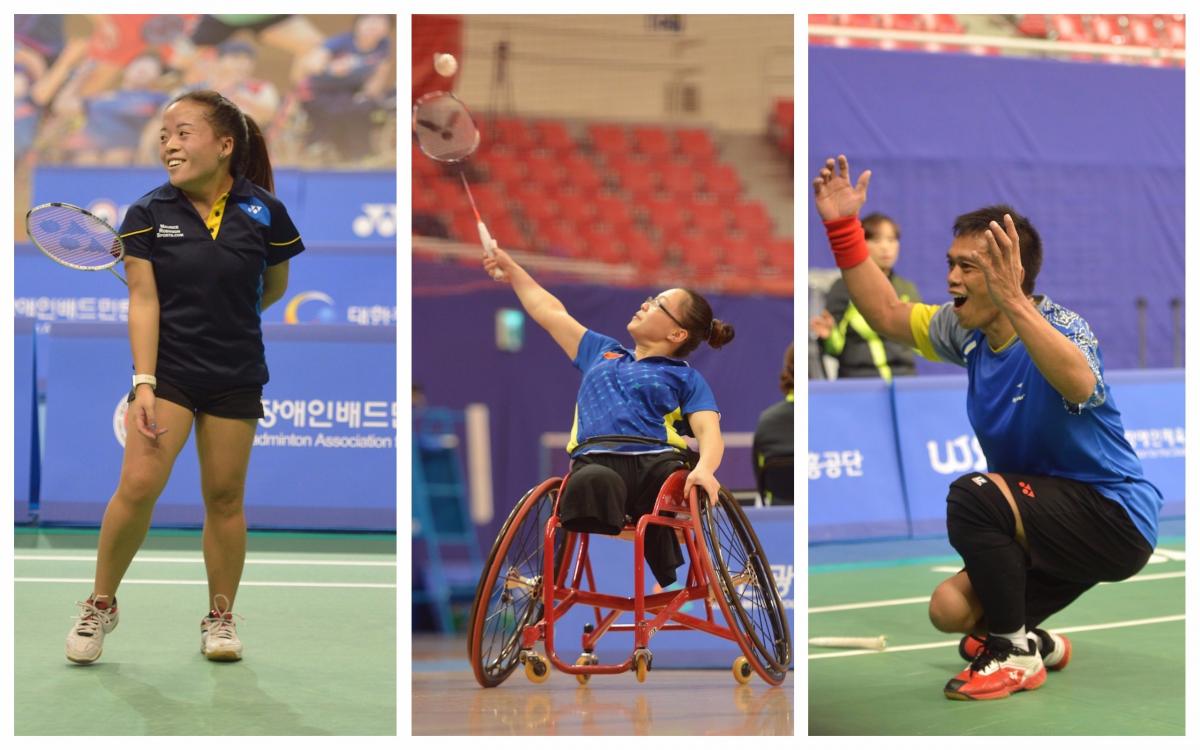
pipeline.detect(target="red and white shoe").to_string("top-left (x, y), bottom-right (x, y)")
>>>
top-left (959, 628), bottom-right (1071, 670)
top-left (944, 636), bottom-right (1046, 701)
top-left (66, 596), bottom-right (119, 664)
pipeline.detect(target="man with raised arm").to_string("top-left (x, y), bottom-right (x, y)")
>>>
top-left (812, 154), bottom-right (1161, 701)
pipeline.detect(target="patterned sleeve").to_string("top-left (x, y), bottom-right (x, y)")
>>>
top-left (909, 302), bottom-right (973, 367)
top-left (118, 202), bottom-right (156, 260)
top-left (1044, 304), bottom-right (1107, 413)
top-left (571, 330), bottom-right (621, 372)
top-left (266, 198), bottom-right (304, 266)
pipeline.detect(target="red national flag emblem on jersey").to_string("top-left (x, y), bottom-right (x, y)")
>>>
top-left (603, 351), bottom-right (622, 360)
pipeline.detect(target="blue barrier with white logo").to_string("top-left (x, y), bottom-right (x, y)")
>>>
top-left (808, 380), bottom-right (908, 541)
top-left (815, 370), bottom-right (1186, 542)
top-left (891, 376), bottom-right (982, 536)
top-left (546, 506), bottom-right (793, 669)
top-left (15, 319), bottom-right (36, 523)
top-left (38, 322), bottom-right (396, 530)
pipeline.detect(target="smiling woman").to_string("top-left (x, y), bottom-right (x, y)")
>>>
top-left (64, 89), bottom-right (306, 666)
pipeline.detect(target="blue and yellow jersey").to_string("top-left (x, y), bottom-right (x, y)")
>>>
top-left (909, 297), bottom-right (1162, 547)
top-left (119, 176), bottom-right (304, 387)
top-left (567, 330), bottom-right (719, 456)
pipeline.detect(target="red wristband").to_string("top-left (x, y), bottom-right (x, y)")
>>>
top-left (824, 215), bottom-right (870, 270)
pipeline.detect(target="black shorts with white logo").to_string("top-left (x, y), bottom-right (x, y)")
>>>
top-left (989, 473), bottom-right (1154, 627)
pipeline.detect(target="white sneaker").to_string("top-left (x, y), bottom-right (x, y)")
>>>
top-left (66, 597), bottom-right (119, 664)
top-left (200, 595), bottom-right (243, 662)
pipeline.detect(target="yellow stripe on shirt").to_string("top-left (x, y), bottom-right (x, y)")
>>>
top-left (119, 226), bottom-right (153, 239)
top-left (269, 236), bottom-right (302, 247)
top-left (909, 303), bottom-right (944, 362)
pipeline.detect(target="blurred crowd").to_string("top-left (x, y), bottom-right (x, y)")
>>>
top-left (15, 14), bottom-right (396, 171)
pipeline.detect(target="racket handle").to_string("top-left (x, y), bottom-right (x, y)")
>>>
top-left (477, 221), bottom-right (503, 279)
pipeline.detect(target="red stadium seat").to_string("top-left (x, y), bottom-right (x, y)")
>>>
top-left (687, 197), bottom-right (728, 236)
top-left (845, 14), bottom-right (881, 29)
top-left (730, 201), bottom-right (773, 238)
top-left (1016, 14), bottom-right (1049, 38)
top-left (611, 157), bottom-right (658, 197)
top-left (562, 154), bottom-right (605, 193)
top-left (632, 126), bottom-right (673, 160)
top-left (676, 128), bottom-right (716, 162)
top-left (526, 153), bottom-right (564, 190)
top-left (556, 198), bottom-right (596, 229)
top-left (593, 194), bottom-right (634, 229)
top-left (928, 14), bottom-right (963, 34)
top-left (1123, 15), bottom-right (1158, 47)
top-left (883, 14), bottom-right (923, 31)
top-left (488, 117), bottom-right (536, 152)
top-left (533, 120), bottom-right (576, 154)
top-left (588, 123), bottom-right (629, 156)
top-left (645, 196), bottom-right (688, 236)
top-left (1163, 16), bottom-right (1185, 49)
top-left (479, 149), bottom-right (524, 186)
top-left (1049, 14), bottom-right (1088, 43)
top-left (660, 162), bottom-right (698, 197)
top-left (702, 163), bottom-right (742, 200)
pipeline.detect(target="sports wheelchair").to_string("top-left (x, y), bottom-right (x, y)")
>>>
top-left (467, 437), bottom-right (792, 686)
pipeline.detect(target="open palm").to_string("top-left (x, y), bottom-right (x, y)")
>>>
top-left (812, 154), bottom-right (871, 221)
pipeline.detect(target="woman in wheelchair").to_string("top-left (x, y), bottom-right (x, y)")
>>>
top-left (483, 247), bottom-right (734, 588)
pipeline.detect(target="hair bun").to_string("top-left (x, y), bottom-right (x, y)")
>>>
top-left (708, 319), bottom-right (735, 349)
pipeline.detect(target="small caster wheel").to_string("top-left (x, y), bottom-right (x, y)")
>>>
top-left (732, 655), bottom-right (753, 685)
top-left (575, 654), bottom-right (596, 685)
top-left (633, 649), bottom-right (652, 683)
top-left (525, 654), bottom-right (550, 683)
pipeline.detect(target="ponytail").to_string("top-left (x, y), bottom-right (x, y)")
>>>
top-left (673, 287), bottom-right (735, 357)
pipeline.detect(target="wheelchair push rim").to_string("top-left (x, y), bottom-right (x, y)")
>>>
top-left (467, 477), bottom-right (564, 687)
top-left (697, 489), bottom-right (792, 685)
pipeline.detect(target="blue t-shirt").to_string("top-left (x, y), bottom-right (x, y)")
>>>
top-left (568, 330), bottom-right (719, 456)
top-left (911, 296), bottom-right (1162, 547)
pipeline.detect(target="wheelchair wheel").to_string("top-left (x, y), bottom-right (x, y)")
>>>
top-left (698, 489), bottom-right (792, 685)
top-left (468, 478), bottom-right (569, 687)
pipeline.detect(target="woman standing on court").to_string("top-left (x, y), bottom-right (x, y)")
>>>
top-left (66, 90), bottom-right (305, 664)
top-left (482, 248), bottom-right (733, 587)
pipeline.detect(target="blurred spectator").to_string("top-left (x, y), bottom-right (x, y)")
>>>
top-left (182, 15), bottom-right (324, 84)
top-left (186, 41), bottom-right (281, 129)
top-left (752, 343), bottom-right (794, 506)
top-left (73, 15), bottom-right (194, 98)
top-left (296, 14), bottom-right (395, 164)
top-left (811, 212), bottom-right (922, 380)
top-left (51, 52), bottom-right (171, 166)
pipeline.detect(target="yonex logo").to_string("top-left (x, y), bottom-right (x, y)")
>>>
top-left (1018, 481), bottom-right (1036, 498)
top-left (353, 204), bottom-right (397, 238)
top-left (238, 198), bottom-right (271, 226)
top-left (245, 205), bottom-right (262, 215)
top-left (971, 476), bottom-right (988, 486)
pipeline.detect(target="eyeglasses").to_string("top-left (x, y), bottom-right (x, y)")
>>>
top-left (645, 296), bottom-right (686, 329)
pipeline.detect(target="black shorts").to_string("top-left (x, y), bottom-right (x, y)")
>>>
top-left (128, 378), bottom-right (265, 420)
top-left (993, 473), bottom-right (1154, 627)
top-left (559, 451), bottom-right (690, 587)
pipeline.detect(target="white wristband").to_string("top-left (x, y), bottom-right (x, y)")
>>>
top-left (132, 374), bottom-right (157, 390)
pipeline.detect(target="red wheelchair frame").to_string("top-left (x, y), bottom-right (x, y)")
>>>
top-left (469, 467), bottom-right (792, 687)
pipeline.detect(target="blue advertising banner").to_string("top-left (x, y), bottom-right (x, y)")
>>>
top-left (15, 319), bottom-right (36, 523)
top-left (1106, 370), bottom-right (1185, 518)
top-left (891, 375), bottom-right (981, 536)
top-left (808, 379), bottom-right (907, 541)
top-left (546, 506), bottom-right (793, 669)
top-left (39, 323), bottom-right (396, 530)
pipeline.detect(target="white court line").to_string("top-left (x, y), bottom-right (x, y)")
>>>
top-left (15, 555), bottom-right (394, 567)
top-left (809, 570), bottom-right (1185, 614)
top-left (809, 614), bottom-right (1185, 660)
top-left (16, 577), bottom-right (395, 590)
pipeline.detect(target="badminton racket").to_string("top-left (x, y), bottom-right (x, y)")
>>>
top-left (25, 202), bottom-right (127, 285)
top-left (808, 635), bottom-right (887, 651)
top-left (412, 90), bottom-right (502, 279)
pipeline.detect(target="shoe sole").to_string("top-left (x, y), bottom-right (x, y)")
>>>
top-left (204, 650), bottom-right (243, 662)
top-left (66, 651), bottom-right (101, 665)
top-left (944, 667), bottom-right (1047, 701)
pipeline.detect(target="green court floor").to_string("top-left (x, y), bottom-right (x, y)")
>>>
top-left (15, 528), bottom-right (396, 735)
top-left (809, 534), bottom-right (1185, 735)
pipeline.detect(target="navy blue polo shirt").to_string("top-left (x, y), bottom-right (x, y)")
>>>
top-left (567, 330), bottom-right (720, 456)
top-left (118, 176), bottom-right (304, 387)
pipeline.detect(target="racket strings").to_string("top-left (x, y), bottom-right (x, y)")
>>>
top-left (28, 205), bottom-right (122, 269)
top-left (413, 94), bottom-right (480, 162)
